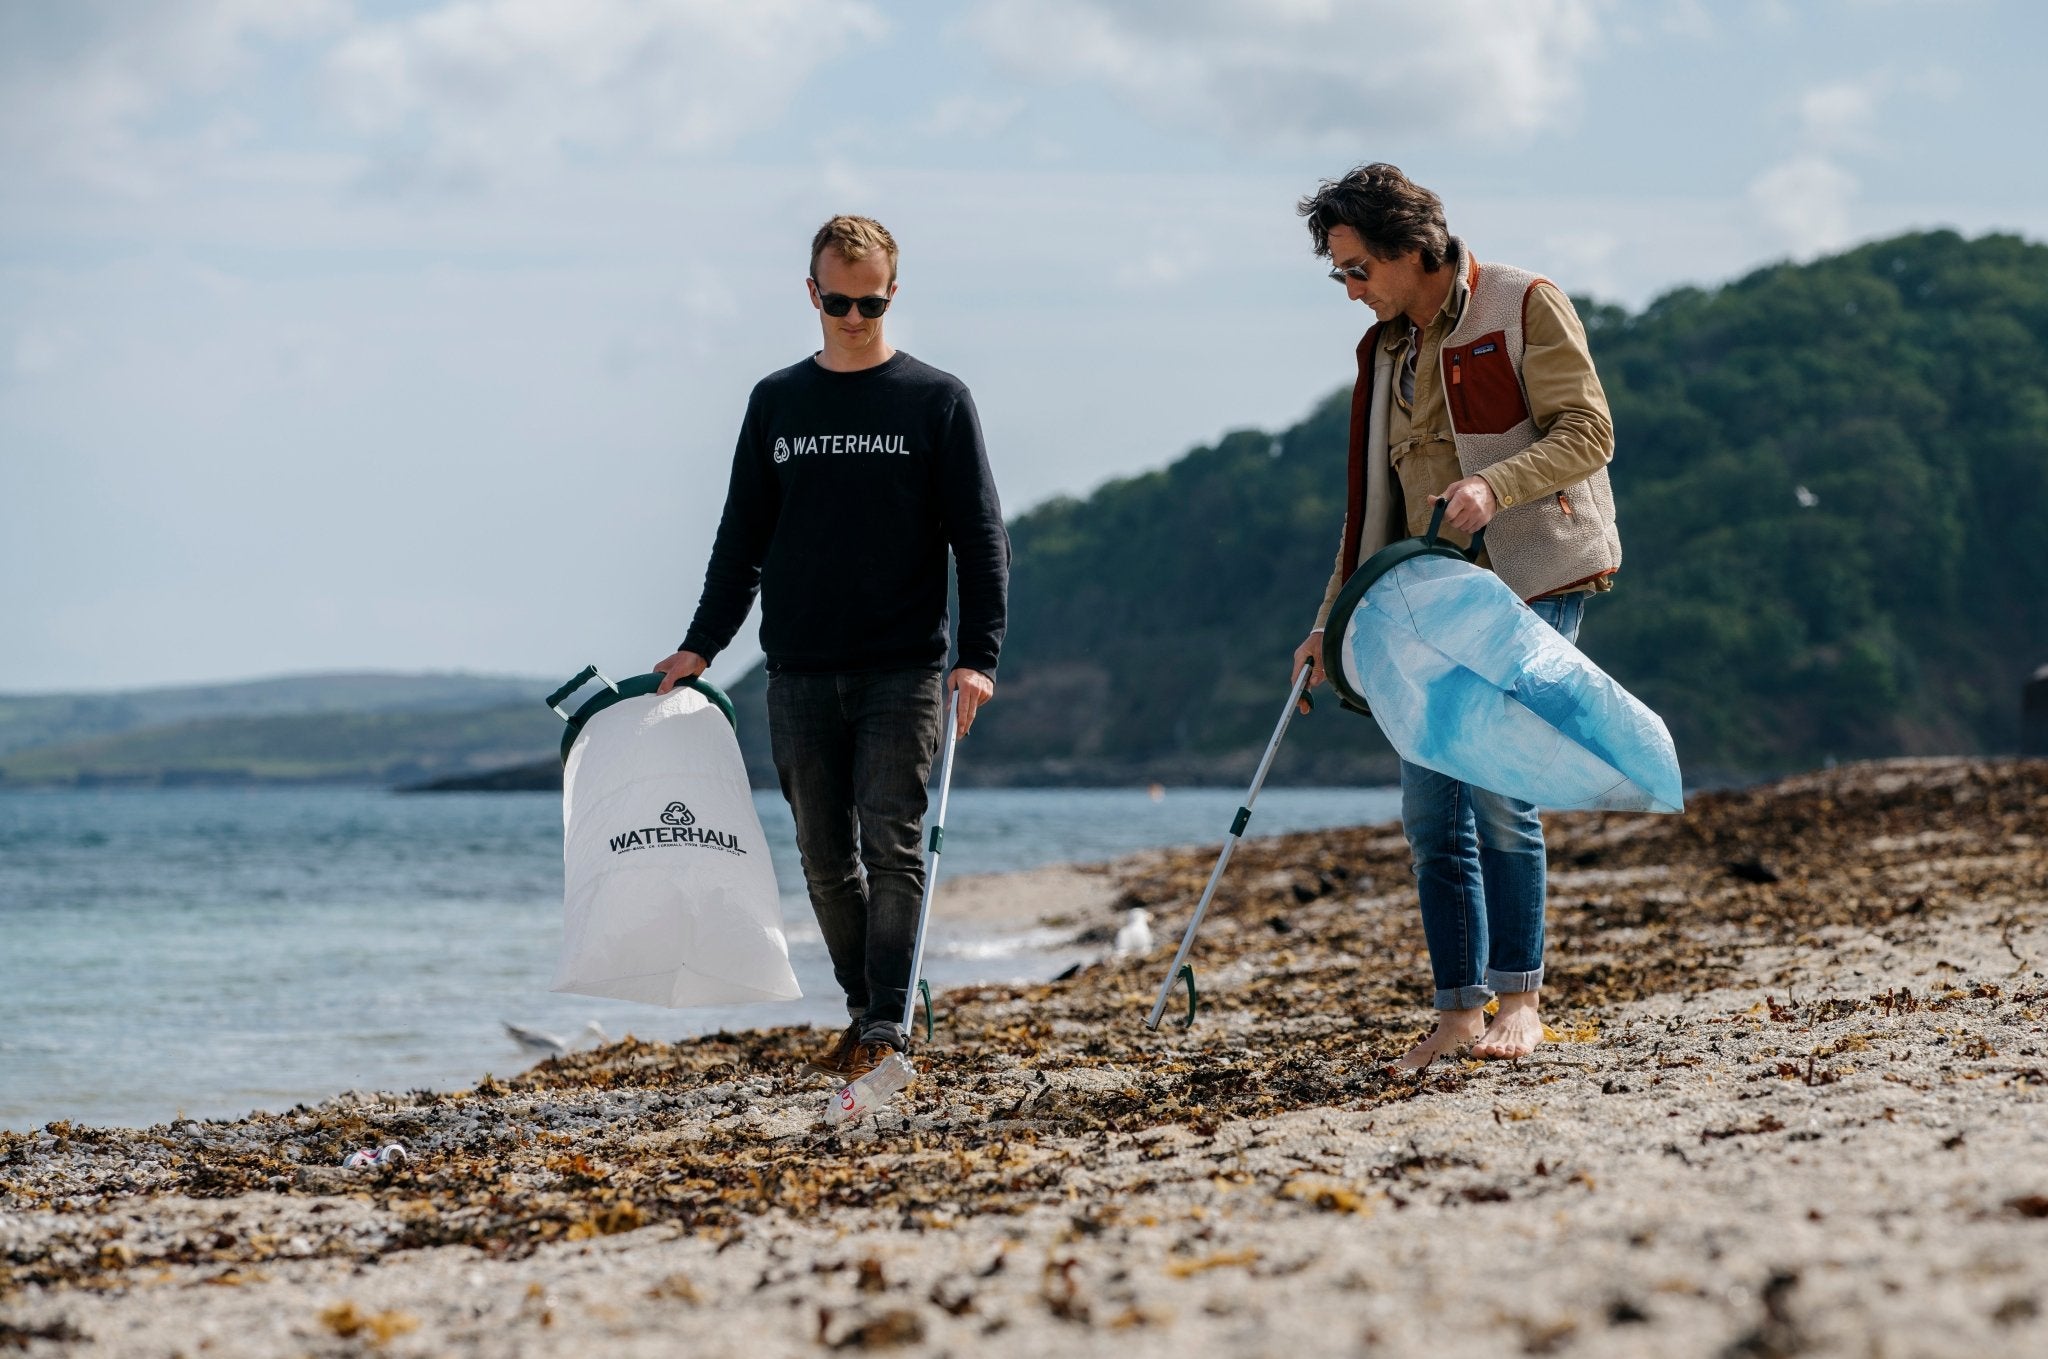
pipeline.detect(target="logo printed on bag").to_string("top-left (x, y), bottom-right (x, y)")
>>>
top-left (608, 802), bottom-right (746, 856)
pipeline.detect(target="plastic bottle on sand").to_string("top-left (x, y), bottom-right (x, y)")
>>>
top-left (824, 1052), bottom-right (914, 1125)
top-left (343, 1143), bottom-right (409, 1170)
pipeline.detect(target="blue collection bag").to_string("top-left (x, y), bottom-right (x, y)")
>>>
top-left (1324, 507), bottom-right (1683, 814)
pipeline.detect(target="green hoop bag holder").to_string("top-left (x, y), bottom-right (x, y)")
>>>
top-left (547, 667), bottom-right (802, 1007)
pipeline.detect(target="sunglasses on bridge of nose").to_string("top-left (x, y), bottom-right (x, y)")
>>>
top-left (810, 280), bottom-right (892, 319)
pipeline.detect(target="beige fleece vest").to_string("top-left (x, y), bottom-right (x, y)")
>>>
top-left (1440, 261), bottom-right (1621, 599)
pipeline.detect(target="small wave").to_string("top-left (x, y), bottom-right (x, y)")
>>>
top-left (927, 927), bottom-right (1076, 960)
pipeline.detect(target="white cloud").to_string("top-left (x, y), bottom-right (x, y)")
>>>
top-left (1747, 58), bottom-right (1967, 257)
top-left (0, 0), bottom-right (345, 192)
top-left (325, 0), bottom-right (888, 185)
top-left (919, 94), bottom-right (1026, 140)
top-left (1791, 64), bottom-right (1961, 154)
top-left (11, 325), bottom-right (82, 378)
top-left (1661, 0), bottom-right (1718, 41)
top-left (1115, 239), bottom-right (1210, 290)
top-left (1748, 155), bottom-right (1860, 253)
top-left (814, 157), bottom-right (879, 210)
top-left (964, 0), bottom-right (1606, 147)
top-left (1538, 227), bottom-right (1623, 299)
top-left (1798, 79), bottom-right (1881, 150)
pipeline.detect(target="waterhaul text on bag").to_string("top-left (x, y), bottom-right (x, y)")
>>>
top-left (547, 667), bottom-right (802, 1008)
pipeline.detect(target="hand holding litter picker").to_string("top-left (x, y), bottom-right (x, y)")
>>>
top-left (1144, 660), bottom-right (1315, 1031)
top-left (824, 688), bottom-right (961, 1125)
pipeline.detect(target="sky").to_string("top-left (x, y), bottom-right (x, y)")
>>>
top-left (4, 0), bottom-right (2046, 693)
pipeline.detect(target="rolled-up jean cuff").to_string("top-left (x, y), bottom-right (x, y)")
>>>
top-left (860, 1021), bottom-right (907, 1051)
top-left (1487, 967), bottom-right (1544, 995)
top-left (1435, 983), bottom-right (1495, 1011)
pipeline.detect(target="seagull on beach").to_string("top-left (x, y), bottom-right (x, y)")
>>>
top-left (1113, 907), bottom-right (1155, 958)
top-left (501, 1019), bottom-right (609, 1059)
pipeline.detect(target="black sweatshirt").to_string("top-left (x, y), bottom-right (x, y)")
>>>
top-left (680, 352), bottom-right (1009, 676)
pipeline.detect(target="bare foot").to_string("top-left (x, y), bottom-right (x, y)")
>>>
top-left (1473, 990), bottom-right (1545, 1060)
top-left (1387, 1007), bottom-right (1487, 1072)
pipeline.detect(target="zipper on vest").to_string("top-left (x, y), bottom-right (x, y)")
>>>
top-left (1557, 490), bottom-right (1574, 517)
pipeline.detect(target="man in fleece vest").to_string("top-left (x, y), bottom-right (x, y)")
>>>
top-left (653, 215), bottom-right (1009, 1089)
top-left (1289, 164), bottom-right (1622, 1071)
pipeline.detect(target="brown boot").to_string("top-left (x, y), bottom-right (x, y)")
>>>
top-left (800, 1020), bottom-right (863, 1080)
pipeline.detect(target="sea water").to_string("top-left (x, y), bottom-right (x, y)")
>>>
top-left (0, 785), bottom-right (1399, 1131)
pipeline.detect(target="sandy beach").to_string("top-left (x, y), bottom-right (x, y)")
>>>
top-left (4, 758), bottom-right (2045, 1357)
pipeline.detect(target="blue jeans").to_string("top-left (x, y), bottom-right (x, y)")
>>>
top-left (1399, 591), bottom-right (1586, 1010)
top-left (766, 667), bottom-right (943, 1051)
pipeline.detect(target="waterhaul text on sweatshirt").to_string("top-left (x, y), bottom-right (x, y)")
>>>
top-left (681, 352), bottom-right (1009, 676)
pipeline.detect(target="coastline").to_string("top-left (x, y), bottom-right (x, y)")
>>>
top-left (0, 785), bottom-right (1401, 1135)
top-left (4, 758), bottom-right (2045, 1357)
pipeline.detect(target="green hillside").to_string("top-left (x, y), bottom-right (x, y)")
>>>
top-left (0, 704), bottom-right (556, 787)
top-left (927, 395), bottom-right (1403, 786)
top-left (1578, 231), bottom-right (2047, 772)
top-left (893, 229), bottom-right (2044, 784)
top-left (0, 672), bottom-right (542, 759)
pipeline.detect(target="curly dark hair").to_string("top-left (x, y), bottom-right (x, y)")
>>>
top-left (1296, 163), bottom-right (1450, 272)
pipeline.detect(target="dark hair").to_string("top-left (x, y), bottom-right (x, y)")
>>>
top-left (1297, 163), bottom-right (1450, 272)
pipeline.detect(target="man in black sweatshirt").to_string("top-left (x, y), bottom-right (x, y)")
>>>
top-left (653, 215), bottom-right (1009, 1087)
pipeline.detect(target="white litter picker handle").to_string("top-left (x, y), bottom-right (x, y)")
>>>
top-left (900, 688), bottom-right (963, 1042)
top-left (1144, 660), bottom-right (1315, 1032)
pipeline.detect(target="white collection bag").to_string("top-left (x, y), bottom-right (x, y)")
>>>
top-left (548, 669), bottom-right (801, 1007)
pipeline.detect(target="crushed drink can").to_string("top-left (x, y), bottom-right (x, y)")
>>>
top-left (824, 1052), bottom-right (914, 1125)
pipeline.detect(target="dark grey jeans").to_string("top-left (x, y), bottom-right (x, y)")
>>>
top-left (766, 666), bottom-right (943, 1051)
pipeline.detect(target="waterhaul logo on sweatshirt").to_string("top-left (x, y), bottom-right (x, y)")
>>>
top-left (608, 801), bottom-right (746, 856)
top-left (772, 433), bottom-right (909, 464)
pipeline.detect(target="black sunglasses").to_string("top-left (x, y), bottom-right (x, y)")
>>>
top-left (810, 279), bottom-right (891, 319)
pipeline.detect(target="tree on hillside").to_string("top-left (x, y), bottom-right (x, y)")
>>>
top-left (1587, 230), bottom-right (2048, 772)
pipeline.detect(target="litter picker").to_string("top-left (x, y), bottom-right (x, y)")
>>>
top-left (1144, 660), bottom-right (1315, 1031)
top-left (824, 688), bottom-right (962, 1124)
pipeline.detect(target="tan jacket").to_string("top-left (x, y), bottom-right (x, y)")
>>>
top-left (1313, 240), bottom-right (1618, 628)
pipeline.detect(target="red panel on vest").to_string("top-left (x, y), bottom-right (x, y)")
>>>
top-left (1341, 322), bottom-right (1384, 581)
top-left (1442, 329), bottom-right (1528, 435)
